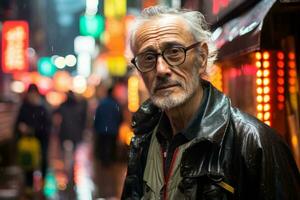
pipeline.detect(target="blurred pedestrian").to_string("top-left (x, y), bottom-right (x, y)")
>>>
top-left (93, 83), bottom-right (124, 198)
top-left (14, 83), bottom-right (51, 183)
top-left (53, 90), bottom-right (87, 196)
top-left (94, 84), bottom-right (123, 166)
top-left (54, 91), bottom-right (87, 150)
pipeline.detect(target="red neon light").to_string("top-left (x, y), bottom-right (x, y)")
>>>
top-left (277, 87), bottom-right (284, 94)
top-left (289, 69), bottom-right (297, 77)
top-left (277, 95), bottom-right (285, 102)
top-left (289, 78), bottom-right (296, 85)
top-left (278, 103), bottom-right (284, 110)
top-left (288, 61), bottom-right (296, 69)
top-left (255, 51), bottom-right (272, 125)
top-left (277, 69), bottom-right (284, 77)
top-left (277, 78), bottom-right (284, 85)
top-left (288, 52), bottom-right (295, 60)
top-left (277, 61), bottom-right (284, 68)
top-left (1, 21), bottom-right (29, 73)
top-left (213, 0), bottom-right (230, 15)
top-left (276, 52), bottom-right (284, 60)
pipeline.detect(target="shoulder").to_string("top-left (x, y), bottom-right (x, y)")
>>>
top-left (131, 99), bottom-right (162, 136)
top-left (129, 132), bottom-right (152, 153)
top-left (98, 97), bottom-right (117, 106)
top-left (229, 107), bottom-right (300, 198)
top-left (230, 107), bottom-right (278, 143)
top-left (230, 107), bottom-right (279, 138)
top-left (229, 107), bottom-right (288, 161)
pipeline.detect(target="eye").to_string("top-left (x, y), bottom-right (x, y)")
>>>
top-left (145, 54), bottom-right (155, 60)
top-left (170, 48), bottom-right (180, 54)
top-left (140, 53), bottom-right (156, 62)
top-left (165, 47), bottom-right (183, 57)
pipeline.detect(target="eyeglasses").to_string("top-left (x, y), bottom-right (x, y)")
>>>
top-left (131, 42), bottom-right (201, 73)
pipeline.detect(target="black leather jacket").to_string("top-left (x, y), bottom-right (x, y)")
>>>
top-left (122, 82), bottom-right (300, 200)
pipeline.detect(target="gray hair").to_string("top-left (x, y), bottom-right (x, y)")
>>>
top-left (129, 6), bottom-right (218, 69)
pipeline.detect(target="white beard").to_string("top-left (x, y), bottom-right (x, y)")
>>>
top-left (151, 66), bottom-right (200, 110)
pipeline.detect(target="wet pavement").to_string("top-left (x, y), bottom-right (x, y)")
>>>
top-left (47, 131), bottom-right (128, 200)
top-left (0, 132), bottom-right (128, 200)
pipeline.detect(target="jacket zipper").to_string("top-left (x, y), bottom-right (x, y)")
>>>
top-left (162, 148), bottom-right (179, 200)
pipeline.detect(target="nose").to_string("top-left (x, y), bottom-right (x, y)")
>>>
top-left (156, 56), bottom-right (171, 77)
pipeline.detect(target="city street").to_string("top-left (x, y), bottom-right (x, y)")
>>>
top-left (0, 0), bottom-right (299, 199)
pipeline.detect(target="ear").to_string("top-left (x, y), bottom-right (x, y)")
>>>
top-left (198, 43), bottom-right (208, 75)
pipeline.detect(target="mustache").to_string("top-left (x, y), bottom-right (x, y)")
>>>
top-left (152, 77), bottom-right (182, 92)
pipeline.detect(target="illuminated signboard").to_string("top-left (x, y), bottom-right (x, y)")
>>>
top-left (199, 0), bottom-right (259, 25)
top-left (104, 0), bottom-right (127, 18)
top-left (107, 55), bottom-right (127, 76)
top-left (2, 21), bottom-right (29, 73)
top-left (142, 0), bottom-right (158, 9)
top-left (79, 15), bottom-right (105, 38)
top-left (105, 18), bottom-right (125, 53)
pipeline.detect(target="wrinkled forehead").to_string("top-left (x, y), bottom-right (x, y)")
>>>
top-left (131, 15), bottom-right (194, 54)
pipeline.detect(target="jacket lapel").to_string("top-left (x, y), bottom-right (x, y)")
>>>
top-left (181, 81), bottom-right (231, 178)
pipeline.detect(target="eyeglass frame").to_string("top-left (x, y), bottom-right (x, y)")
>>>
top-left (131, 41), bottom-right (201, 73)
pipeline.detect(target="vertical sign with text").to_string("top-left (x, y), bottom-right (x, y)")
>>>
top-left (2, 21), bottom-right (29, 73)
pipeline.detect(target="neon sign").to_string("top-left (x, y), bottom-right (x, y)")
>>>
top-left (199, 0), bottom-right (257, 25)
top-left (1, 21), bottom-right (29, 73)
top-left (213, 0), bottom-right (230, 15)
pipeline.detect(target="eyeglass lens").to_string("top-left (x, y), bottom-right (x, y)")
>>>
top-left (136, 47), bottom-right (186, 72)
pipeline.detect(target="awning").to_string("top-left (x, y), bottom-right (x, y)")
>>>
top-left (212, 0), bottom-right (276, 60)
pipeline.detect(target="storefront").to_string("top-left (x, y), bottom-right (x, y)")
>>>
top-left (196, 0), bottom-right (300, 167)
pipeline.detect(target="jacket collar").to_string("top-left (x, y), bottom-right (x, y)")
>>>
top-left (185, 80), bottom-right (231, 146)
top-left (180, 81), bottom-right (232, 178)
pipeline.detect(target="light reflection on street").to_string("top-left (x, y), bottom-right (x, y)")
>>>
top-left (74, 142), bottom-right (94, 200)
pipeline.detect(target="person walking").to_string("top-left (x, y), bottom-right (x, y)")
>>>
top-left (55, 91), bottom-right (87, 150)
top-left (94, 84), bottom-right (123, 166)
top-left (93, 83), bottom-right (124, 199)
top-left (14, 84), bottom-right (51, 183)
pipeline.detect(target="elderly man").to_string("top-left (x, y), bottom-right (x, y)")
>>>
top-left (122, 6), bottom-right (300, 200)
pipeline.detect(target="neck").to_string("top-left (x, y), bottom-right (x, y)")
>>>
top-left (165, 84), bottom-right (203, 136)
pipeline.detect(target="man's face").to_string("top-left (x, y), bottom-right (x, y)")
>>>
top-left (133, 16), bottom-right (205, 110)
